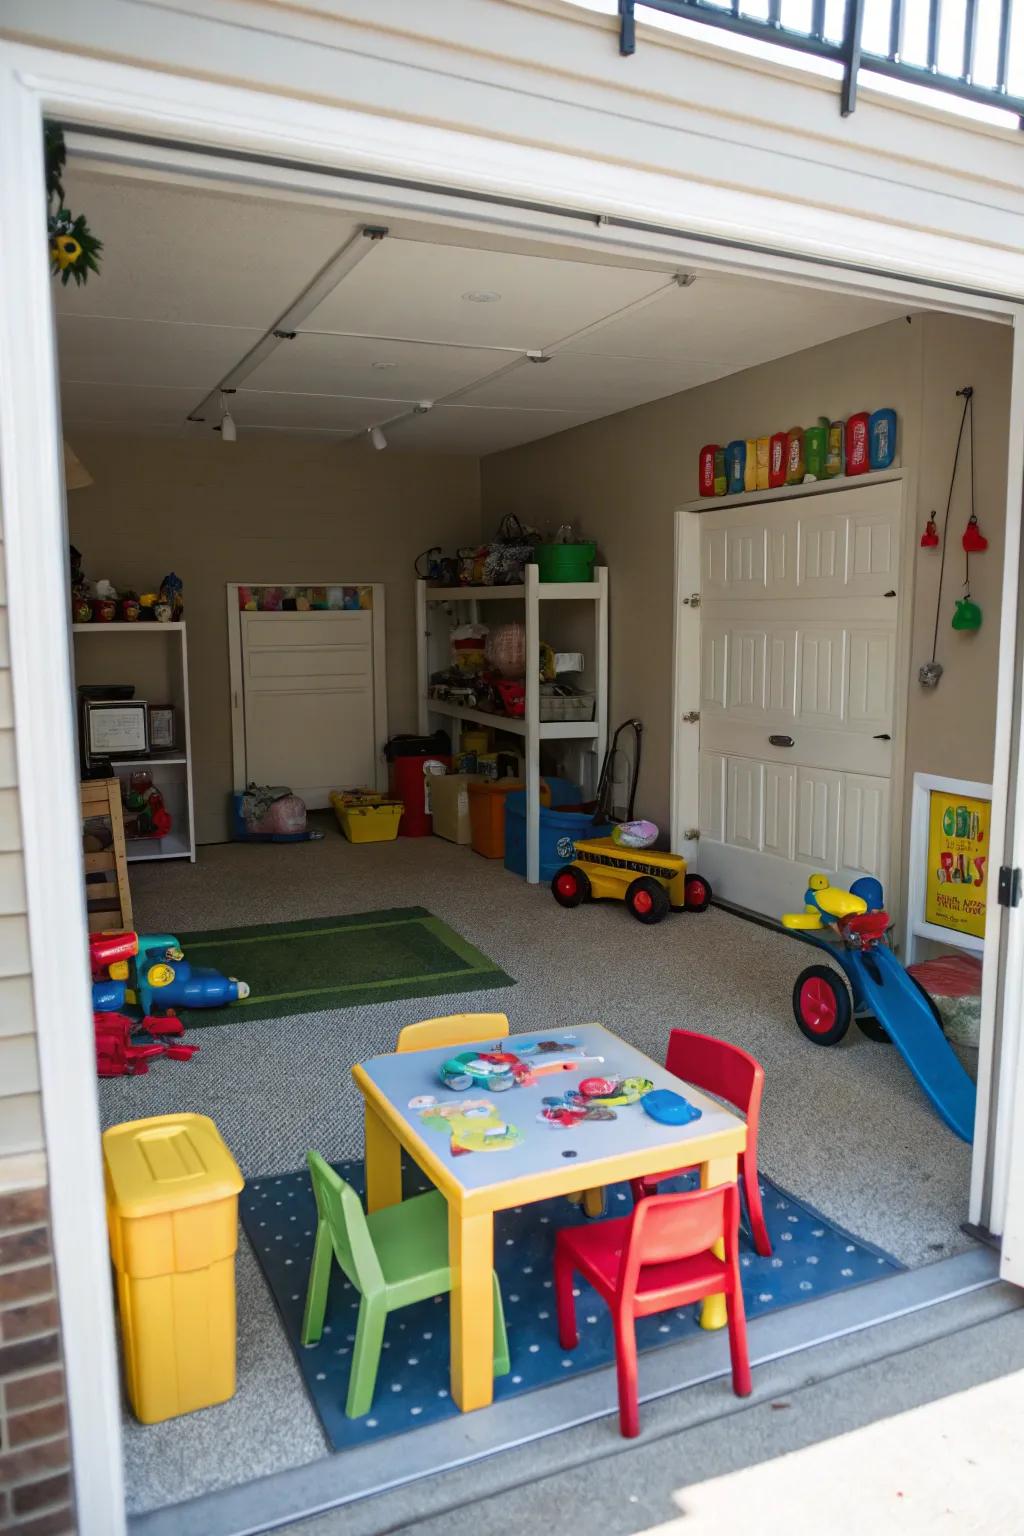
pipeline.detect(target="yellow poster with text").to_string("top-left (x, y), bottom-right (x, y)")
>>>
top-left (925, 791), bottom-right (989, 939)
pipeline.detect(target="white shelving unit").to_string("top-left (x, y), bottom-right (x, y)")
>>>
top-left (72, 621), bottom-right (196, 863)
top-left (417, 564), bottom-right (608, 883)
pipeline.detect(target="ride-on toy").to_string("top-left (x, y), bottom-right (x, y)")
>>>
top-left (782, 875), bottom-right (976, 1142)
top-left (551, 836), bottom-right (712, 925)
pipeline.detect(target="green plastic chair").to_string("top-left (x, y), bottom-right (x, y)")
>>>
top-left (300, 1151), bottom-right (511, 1417)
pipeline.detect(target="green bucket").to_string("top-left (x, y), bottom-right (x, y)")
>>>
top-left (532, 542), bottom-right (597, 583)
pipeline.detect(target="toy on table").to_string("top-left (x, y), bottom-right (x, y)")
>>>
top-left (438, 1042), bottom-right (603, 1092)
top-left (640, 1088), bottom-right (702, 1126)
top-left (781, 875), bottom-right (976, 1142)
top-left (419, 1098), bottom-right (523, 1155)
top-left (538, 1073), bottom-right (653, 1126)
top-left (551, 836), bottom-right (712, 924)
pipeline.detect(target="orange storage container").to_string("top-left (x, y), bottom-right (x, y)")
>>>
top-left (468, 778), bottom-right (550, 858)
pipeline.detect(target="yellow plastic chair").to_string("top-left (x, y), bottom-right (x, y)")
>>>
top-left (396, 1013), bottom-right (510, 1053)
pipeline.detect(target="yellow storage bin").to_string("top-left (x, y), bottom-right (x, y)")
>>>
top-left (330, 791), bottom-right (404, 843)
top-left (102, 1114), bottom-right (244, 1424)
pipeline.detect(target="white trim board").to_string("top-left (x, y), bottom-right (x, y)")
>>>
top-left (226, 585), bottom-right (389, 799)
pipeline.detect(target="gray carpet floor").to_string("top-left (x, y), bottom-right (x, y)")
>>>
top-left (101, 822), bottom-right (975, 1513)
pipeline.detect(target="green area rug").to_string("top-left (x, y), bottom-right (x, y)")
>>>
top-left (175, 907), bottom-right (514, 1026)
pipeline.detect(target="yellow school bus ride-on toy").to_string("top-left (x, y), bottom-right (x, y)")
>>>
top-left (551, 836), bottom-right (712, 925)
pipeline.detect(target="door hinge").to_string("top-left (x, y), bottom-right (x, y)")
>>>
top-left (681, 710), bottom-right (700, 724)
top-left (997, 865), bottom-right (1022, 908)
top-left (683, 827), bottom-right (700, 841)
top-left (682, 593), bottom-right (701, 608)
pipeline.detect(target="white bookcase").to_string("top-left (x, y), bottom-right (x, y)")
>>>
top-left (417, 564), bottom-right (609, 882)
top-left (72, 621), bottom-right (196, 863)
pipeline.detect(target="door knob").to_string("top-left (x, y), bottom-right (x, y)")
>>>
top-left (873, 733), bottom-right (891, 741)
top-left (769, 734), bottom-right (794, 747)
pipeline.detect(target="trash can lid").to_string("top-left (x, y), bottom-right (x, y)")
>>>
top-left (103, 1113), bottom-right (244, 1217)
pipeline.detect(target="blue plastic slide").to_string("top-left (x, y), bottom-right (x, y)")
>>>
top-left (849, 943), bottom-right (976, 1142)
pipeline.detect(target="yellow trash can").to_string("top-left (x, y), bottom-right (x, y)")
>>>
top-left (102, 1113), bottom-right (245, 1423)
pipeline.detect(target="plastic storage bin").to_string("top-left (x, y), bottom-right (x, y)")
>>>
top-left (504, 784), bottom-right (612, 882)
top-left (102, 1113), bottom-right (244, 1424)
top-left (329, 792), bottom-right (404, 843)
top-left (469, 778), bottom-right (553, 858)
top-left (532, 543), bottom-right (596, 583)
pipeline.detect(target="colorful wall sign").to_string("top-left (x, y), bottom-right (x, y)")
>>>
top-left (924, 789), bottom-right (989, 940)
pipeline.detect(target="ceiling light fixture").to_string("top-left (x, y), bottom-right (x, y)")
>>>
top-left (219, 392), bottom-right (237, 443)
top-left (369, 425), bottom-right (388, 451)
top-left (461, 290), bottom-right (501, 303)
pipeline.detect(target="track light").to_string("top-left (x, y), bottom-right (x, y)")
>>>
top-left (369, 425), bottom-right (388, 451)
top-left (219, 393), bottom-right (237, 443)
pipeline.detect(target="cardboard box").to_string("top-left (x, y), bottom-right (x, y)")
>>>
top-left (430, 773), bottom-right (482, 844)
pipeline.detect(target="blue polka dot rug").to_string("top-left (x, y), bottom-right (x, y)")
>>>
top-left (242, 1163), bottom-right (902, 1450)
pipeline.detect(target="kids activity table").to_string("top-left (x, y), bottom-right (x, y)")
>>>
top-left (351, 1021), bottom-right (747, 1412)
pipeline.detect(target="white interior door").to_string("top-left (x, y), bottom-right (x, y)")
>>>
top-left (695, 480), bottom-right (902, 918)
top-left (241, 610), bottom-right (377, 808)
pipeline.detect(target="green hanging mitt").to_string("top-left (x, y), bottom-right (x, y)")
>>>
top-left (952, 597), bottom-right (982, 632)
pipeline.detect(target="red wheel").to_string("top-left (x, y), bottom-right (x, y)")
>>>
top-left (551, 866), bottom-right (590, 908)
top-left (626, 877), bottom-right (669, 924)
top-left (792, 965), bottom-right (851, 1046)
top-left (683, 873), bottom-right (713, 912)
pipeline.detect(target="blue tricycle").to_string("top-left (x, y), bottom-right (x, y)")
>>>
top-left (783, 875), bottom-right (976, 1143)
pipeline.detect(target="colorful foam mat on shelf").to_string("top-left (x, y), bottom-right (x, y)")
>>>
top-left (243, 1160), bottom-right (903, 1450)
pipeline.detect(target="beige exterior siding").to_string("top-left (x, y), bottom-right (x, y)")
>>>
top-left (0, 522), bottom-right (42, 1162)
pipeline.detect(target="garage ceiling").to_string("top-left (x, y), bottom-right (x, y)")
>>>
top-left (56, 169), bottom-right (908, 455)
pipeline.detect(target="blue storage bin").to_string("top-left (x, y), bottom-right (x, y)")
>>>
top-left (504, 781), bottom-right (612, 882)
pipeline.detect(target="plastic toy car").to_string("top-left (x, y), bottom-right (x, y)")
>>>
top-left (550, 835), bottom-right (712, 924)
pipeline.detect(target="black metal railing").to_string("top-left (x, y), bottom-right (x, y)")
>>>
top-left (619, 0), bottom-right (1024, 123)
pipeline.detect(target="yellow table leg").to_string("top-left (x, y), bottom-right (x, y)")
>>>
top-left (448, 1204), bottom-right (494, 1411)
top-left (582, 1187), bottom-right (605, 1218)
top-left (699, 1153), bottom-right (738, 1331)
top-left (364, 1101), bottom-right (403, 1213)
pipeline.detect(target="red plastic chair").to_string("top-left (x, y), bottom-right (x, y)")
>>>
top-left (555, 1184), bottom-right (751, 1437)
top-left (629, 1028), bottom-right (772, 1257)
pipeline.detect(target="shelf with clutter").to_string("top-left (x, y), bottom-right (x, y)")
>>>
top-left (412, 520), bottom-right (608, 883)
top-left (71, 548), bottom-right (195, 864)
top-left (698, 407), bottom-right (897, 500)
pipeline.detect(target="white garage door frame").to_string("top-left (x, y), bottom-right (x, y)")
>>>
top-left (226, 582), bottom-right (389, 798)
top-left (0, 36), bottom-right (1023, 1536)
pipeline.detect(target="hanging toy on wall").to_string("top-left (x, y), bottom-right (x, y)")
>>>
top-left (45, 123), bottom-right (102, 286)
top-left (918, 385), bottom-right (983, 689)
top-left (962, 513), bottom-right (988, 553)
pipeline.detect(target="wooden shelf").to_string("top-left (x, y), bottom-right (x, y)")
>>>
top-left (427, 700), bottom-right (599, 740)
top-left (73, 621), bottom-right (186, 633)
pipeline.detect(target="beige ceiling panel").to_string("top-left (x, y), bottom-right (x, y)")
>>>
top-left (561, 276), bottom-right (902, 366)
top-left (56, 171), bottom-right (355, 328)
top-left (231, 390), bottom-right (409, 431)
top-left (303, 239), bottom-right (669, 349)
top-left (386, 405), bottom-right (593, 455)
top-left (57, 315), bottom-right (262, 390)
top-left (245, 333), bottom-right (509, 399)
top-left (458, 351), bottom-right (720, 412)
top-left (61, 381), bottom-right (200, 428)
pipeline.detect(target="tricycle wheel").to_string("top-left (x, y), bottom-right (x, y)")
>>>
top-left (626, 877), bottom-right (670, 924)
top-left (683, 873), bottom-right (712, 912)
top-left (551, 866), bottom-right (591, 908)
top-left (855, 1013), bottom-right (891, 1044)
top-left (793, 965), bottom-right (851, 1046)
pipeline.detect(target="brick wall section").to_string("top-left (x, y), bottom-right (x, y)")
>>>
top-left (0, 1186), bottom-right (74, 1534)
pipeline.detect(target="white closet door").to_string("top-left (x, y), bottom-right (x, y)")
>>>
top-left (241, 610), bottom-right (377, 808)
top-left (694, 479), bottom-right (902, 917)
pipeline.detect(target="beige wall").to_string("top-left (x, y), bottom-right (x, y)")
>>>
top-left (0, 506), bottom-right (43, 1161)
top-left (68, 435), bottom-right (481, 843)
top-left (481, 312), bottom-right (1012, 920)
